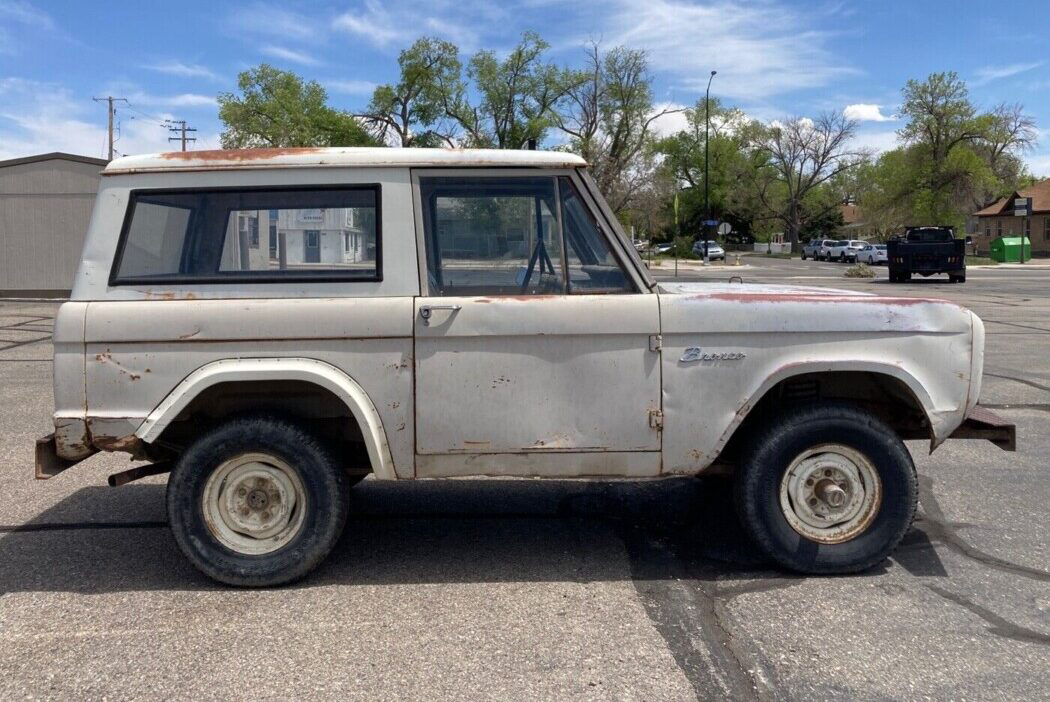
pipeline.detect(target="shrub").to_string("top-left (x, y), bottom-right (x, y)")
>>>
top-left (844, 263), bottom-right (875, 278)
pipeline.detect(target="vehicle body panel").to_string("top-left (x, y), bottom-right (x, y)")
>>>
top-left (657, 282), bottom-right (976, 472)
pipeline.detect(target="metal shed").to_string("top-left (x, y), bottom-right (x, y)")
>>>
top-left (0, 152), bottom-right (106, 296)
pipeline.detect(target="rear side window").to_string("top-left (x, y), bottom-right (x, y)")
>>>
top-left (111, 186), bottom-right (380, 284)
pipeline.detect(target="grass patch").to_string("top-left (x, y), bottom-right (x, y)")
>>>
top-left (844, 263), bottom-right (876, 278)
top-left (967, 256), bottom-right (998, 266)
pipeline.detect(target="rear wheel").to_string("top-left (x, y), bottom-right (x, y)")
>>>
top-left (949, 272), bottom-right (966, 284)
top-left (167, 415), bottom-right (350, 587)
top-left (734, 403), bottom-right (917, 574)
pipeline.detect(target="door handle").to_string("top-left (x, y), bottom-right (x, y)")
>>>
top-left (420, 304), bottom-right (462, 326)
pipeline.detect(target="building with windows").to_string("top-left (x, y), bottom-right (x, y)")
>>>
top-left (972, 179), bottom-right (1050, 256)
top-left (0, 152), bottom-right (107, 295)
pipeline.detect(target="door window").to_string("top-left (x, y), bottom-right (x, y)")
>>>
top-left (420, 177), bottom-right (564, 296)
top-left (419, 175), bottom-right (633, 296)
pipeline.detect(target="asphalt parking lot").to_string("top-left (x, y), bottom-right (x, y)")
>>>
top-left (1, 257), bottom-right (1048, 701)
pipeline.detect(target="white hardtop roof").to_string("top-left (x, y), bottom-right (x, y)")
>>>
top-left (104, 147), bottom-right (588, 174)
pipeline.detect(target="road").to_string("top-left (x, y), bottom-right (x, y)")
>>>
top-left (1, 260), bottom-right (1047, 700)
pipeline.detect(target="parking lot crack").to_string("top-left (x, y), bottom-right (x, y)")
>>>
top-left (918, 476), bottom-right (1050, 583)
top-left (617, 525), bottom-right (767, 702)
top-left (926, 585), bottom-right (1050, 647)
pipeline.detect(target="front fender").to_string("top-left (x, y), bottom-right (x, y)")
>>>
top-left (135, 357), bottom-right (397, 480)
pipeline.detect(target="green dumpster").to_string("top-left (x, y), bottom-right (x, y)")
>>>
top-left (989, 236), bottom-right (1031, 263)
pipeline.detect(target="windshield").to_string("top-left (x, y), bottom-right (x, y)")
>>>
top-left (906, 228), bottom-right (954, 242)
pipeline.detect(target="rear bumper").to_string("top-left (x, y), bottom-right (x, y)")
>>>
top-left (947, 405), bottom-right (1016, 451)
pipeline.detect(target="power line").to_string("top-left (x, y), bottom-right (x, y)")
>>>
top-left (92, 96), bottom-right (128, 161)
top-left (165, 119), bottom-right (197, 151)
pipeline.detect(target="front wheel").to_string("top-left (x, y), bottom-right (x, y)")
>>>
top-left (167, 415), bottom-right (350, 587)
top-left (734, 403), bottom-right (917, 574)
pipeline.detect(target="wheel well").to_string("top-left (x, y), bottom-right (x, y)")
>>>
top-left (153, 380), bottom-right (373, 475)
top-left (713, 371), bottom-right (930, 471)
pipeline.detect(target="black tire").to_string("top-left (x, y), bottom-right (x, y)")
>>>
top-left (734, 403), bottom-right (917, 574)
top-left (801, 252), bottom-right (807, 260)
top-left (949, 273), bottom-right (965, 284)
top-left (167, 415), bottom-right (350, 587)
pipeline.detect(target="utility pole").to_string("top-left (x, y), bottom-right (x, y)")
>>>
top-left (166, 119), bottom-right (197, 151)
top-left (703, 70), bottom-right (717, 266)
top-left (93, 96), bottom-right (128, 161)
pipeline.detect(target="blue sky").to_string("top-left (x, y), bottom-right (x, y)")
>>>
top-left (1, 0), bottom-right (1048, 175)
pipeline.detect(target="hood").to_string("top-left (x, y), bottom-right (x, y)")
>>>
top-left (657, 281), bottom-right (972, 335)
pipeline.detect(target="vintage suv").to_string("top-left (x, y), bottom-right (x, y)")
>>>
top-left (36, 148), bottom-right (1015, 586)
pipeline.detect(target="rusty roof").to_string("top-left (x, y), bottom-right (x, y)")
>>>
top-left (974, 178), bottom-right (1050, 216)
top-left (104, 147), bottom-right (588, 174)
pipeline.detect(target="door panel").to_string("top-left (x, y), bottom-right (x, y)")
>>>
top-left (413, 294), bottom-right (661, 456)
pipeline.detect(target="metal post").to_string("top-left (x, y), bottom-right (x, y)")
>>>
top-left (703, 70), bottom-right (717, 266)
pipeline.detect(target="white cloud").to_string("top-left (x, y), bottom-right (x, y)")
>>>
top-left (1027, 152), bottom-right (1050, 178)
top-left (0, 0), bottom-right (53, 29)
top-left (332, 0), bottom-right (478, 50)
top-left (649, 103), bottom-right (689, 138)
top-left (327, 79), bottom-right (378, 95)
top-left (843, 103), bottom-right (895, 122)
top-left (0, 78), bottom-right (219, 160)
top-left (143, 60), bottom-right (220, 81)
top-left (973, 61), bottom-right (1044, 86)
top-left (850, 128), bottom-right (899, 154)
top-left (261, 45), bottom-right (322, 66)
top-left (595, 0), bottom-right (857, 101)
top-left (228, 3), bottom-right (317, 42)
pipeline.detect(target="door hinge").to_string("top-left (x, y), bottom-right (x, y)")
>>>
top-left (649, 408), bottom-right (664, 430)
top-left (649, 334), bottom-right (662, 352)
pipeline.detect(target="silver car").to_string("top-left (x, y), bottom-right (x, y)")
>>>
top-left (858, 244), bottom-right (888, 265)
top-left (691, 240), bottom-right (725, 260)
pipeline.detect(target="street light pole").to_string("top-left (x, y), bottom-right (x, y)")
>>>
top-left (703, 70), bottom-right (717, 265)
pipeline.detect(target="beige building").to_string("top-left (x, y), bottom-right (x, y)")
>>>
top-left (0, 152), bottom-right (107, 295)
top-left (972, 179), bottom-right (1050, 256)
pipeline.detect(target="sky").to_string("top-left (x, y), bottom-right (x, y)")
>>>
top-left (1, 0), bottom-right (1048, 175)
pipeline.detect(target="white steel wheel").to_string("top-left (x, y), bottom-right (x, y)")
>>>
top-left (202, 452), bottom-right (307, 555)
top-left (778, 444), bottom-right (882, 544)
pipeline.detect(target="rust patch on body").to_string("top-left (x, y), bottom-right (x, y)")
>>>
top-left (92, 434), bottom-right (148, 459)
top-left (159, 147), bottom-right (323, 162)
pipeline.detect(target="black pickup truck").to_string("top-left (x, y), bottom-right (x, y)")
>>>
top-left (887, 226), bottom-right (966, 283)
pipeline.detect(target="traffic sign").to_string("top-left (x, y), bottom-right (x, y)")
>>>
top-left (703, 219), bottom-right (719, 226)
top-left (1014, 197), bottom-right (1032, 217)
top-left (717, 222), bottom-right (731, 235)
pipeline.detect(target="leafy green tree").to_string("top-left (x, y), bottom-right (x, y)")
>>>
top-left (218, 64), bottom-right (377, 148)
top-left (445, 32), bottom-right (583, 149)
top-left (359, 37), bottom-right (462, 147)
top-left (656, 98), bottom-right (762, 238)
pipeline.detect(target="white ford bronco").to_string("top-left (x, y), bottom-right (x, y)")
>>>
top-left (36, 147), bottom-right (1015, 586)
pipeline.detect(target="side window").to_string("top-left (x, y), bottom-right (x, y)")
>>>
top-left (558, 177), bottom-right (632, 294)
top-left (420, 177), bottom-right (564, 296)
top-left (112, 186), bottom-right (380, 283)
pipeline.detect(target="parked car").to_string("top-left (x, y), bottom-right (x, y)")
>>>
top-left (858, 244), bottom-right (888, 265)
top-left (825, 240), bottom-right (867, 262)
top-left (887, 226), bottom-right (966, 283)
top-left (691, 240), bottom-right (726, 260)
top-left (36, 147), bottom-right (1014, 586)
top-left (801, 240), bottom-right (825, 260)
top-left (653, 242), bottom-right (673, 255)
top-left (816, 239), bottom-right (838, 261)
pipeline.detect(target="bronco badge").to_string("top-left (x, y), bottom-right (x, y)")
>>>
top-left (680, 347), bottom-right (746, 363)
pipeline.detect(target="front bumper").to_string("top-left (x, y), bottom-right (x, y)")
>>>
top-left (947, 405), bottom-right (1016, 451)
